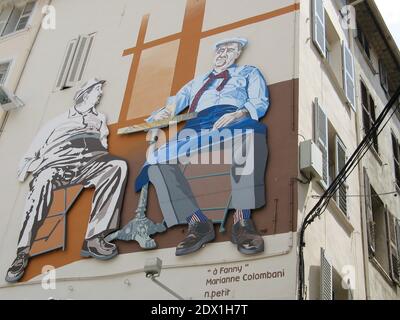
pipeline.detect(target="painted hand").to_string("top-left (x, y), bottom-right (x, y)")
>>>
top-left (213, 109), bottom-right (249, 130)
top-left (152, 108), bottom-right (172, 121)
top-left (151, 104), bottom-right (176, 122)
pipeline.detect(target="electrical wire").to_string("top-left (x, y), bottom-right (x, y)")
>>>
top-left (298, 85), bottom-right (400, 300)
top-left (311, 191), bottom-right (398, 199)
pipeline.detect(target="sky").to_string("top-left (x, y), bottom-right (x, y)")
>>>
top-left (375, 0), bottom-right (400, 47)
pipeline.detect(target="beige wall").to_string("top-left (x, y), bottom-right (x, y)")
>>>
top-left (298, 0), bottom-right (366, 300)
top-left (354, 24), bottom-right (400, 300)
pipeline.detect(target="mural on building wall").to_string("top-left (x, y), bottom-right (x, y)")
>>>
top-left (5, 79), bottom-right (128, 283)
top-left (8, 0), bottom-right (300, 283)
top-left (111, 38), bottom-right (269, 257)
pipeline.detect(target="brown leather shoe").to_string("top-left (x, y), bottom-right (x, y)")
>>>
top-left (231, 220), bottom-right (264, 255)
top-left (175, 220), bottom-right (215, 256)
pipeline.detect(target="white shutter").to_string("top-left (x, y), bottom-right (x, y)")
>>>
top-left (363, 168), bottom-right (375, 254)
top-left (335, 136), bottom-right (347, 215)
top-left (343, 42), bottom-right (356, 111)
top-left (0, 6), bottom-right (13, 36)
top-left (55, 39), bottom-right (78, 90)
top-left (66, 34), bottom-right (95, 86)
top-left (320, 248), bottom-right (333, 300)
top-left (312, 0), bottom-right (326, 58)
top-left (314, 98), bottom-right (329, 188)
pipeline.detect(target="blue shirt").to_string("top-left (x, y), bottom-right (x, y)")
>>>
top-left (147, 64), bottom-right (270, 121)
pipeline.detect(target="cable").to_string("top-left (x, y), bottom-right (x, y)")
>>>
top-left (311, 191), bottom-right (397, 199)
top-left (298, 85), bottom-right (400, 300)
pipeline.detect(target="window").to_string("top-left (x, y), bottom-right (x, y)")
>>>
top-left (0, 1), bottom-right (36, 37)
top-left (325, 14), bottom-right (343, 87)
top-left (0, 61), bottom-right (11, 85)
top-left (360, 81), bottom-right (378, 153)
top-left (357, 24), bottom-right (370, 60)
top-left (55, 33), bottom-right (96, 90)
top-left (314, 99), bottom-right (348, 215)
top-left (379, 60), bottom-right (389, 95)
top-left (364, 169), bottom-right (400, 284)
top-left (391, 134), bottom-right (400, 190)
top-left (312, 0), bottom-right (355, 111)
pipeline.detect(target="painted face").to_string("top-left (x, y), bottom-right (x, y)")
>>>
top-left (213, 42), bottom-right (241, 72)
top-left (76, 84), bottom-right (103, 113)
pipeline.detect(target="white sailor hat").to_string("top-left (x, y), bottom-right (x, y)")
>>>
top-left (74, 78), bottom-right (106, 101)
top-left (214, 37), bottom-right (248, 50)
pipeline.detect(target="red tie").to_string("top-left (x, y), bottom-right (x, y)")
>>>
top-left (188, 70), bottom-right (230, 113)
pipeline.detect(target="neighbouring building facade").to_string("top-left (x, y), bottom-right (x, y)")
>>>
top-left (0, 0), bottom-right (398, 300)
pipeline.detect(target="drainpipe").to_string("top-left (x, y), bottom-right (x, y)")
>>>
top-left (0, 0), bottom-right (52, 138)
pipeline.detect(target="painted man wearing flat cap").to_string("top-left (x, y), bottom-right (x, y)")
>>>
top-left (5, 78), bottom-right (128, 283)
top-left (135, 38), bottom-right (270, 256)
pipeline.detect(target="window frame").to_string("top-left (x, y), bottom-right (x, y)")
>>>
top-left (0, 59), bottom-right (12, 86)
top-left (0, 1), bottom-right (36, 37)
top-left (379, 59), bottom-right (390, 96)
top-left (0, 5), bottom-right (13, 36)
top-left (55, 33), bottom-right (96, 91)
top-left (360, 81), bottom-right (379, 153)
top-left (15, 1), bottom-right (36, 32)
top-left (391, 133), bottom-right (400, 191)
top-left (356, 23), bottom-right (371, 60)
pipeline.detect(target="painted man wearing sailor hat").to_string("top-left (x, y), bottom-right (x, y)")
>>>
top-left (6, 78), bottom-right (128, 283)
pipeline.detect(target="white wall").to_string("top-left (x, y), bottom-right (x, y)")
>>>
top-left (298, 0), bottom-right (366, 300)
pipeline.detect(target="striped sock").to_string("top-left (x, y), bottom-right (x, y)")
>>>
top-left (187, 209), bottom-right (209, 225)
top-left (233, 209), bottom-right (251, 224)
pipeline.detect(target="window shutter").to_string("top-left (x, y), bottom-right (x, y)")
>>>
top-left (386, 210), bottom-right (400, 284)
top-left (55, 39), bottom-right (78, 90)
top-left (312, 0), bottom-right (326, 58)
top-left (363, 168), bottom-right (375, 254)
top-left (78, 34), bottom-right (95, 81)
top-left (335, 136), bottom-right (347, 215)
top-left (314, 98), bottom-right (329, 188)
top-left (343, 42), bottom-right (356, 111)
top-left (0, 6), bottom-right (13, 36)
top-left (379, 60), bottom-right (389, 94)
top-left (396, 220), bottom-right (400, 286)
top-left (66, 34), bottom-right (95, 87)
top-left (320, 248), bottom-right (333, 300)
